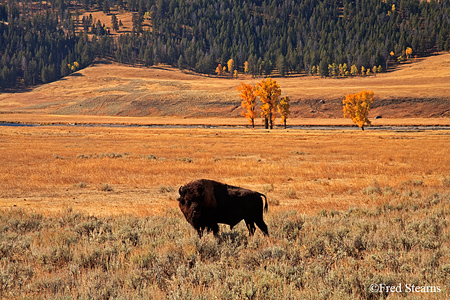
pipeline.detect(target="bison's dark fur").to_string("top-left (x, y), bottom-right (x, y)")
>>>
top-left (178, 179), bottom-right (269, 237)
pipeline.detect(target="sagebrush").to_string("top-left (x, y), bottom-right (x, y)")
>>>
top-left (1, 192), bottom-right (449, 299)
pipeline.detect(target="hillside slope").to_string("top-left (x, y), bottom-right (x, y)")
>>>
top-left (1, 53), bottom-right (450, 119)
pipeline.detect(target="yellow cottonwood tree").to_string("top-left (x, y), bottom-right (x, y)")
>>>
top-left (255, 78), bottom-right (281, 129)
top-left (237, 83), bottom-right (257, 128)
top-left (350, 64), bottom-right (358, 76)
top-left (405, 47), bottom-right (413, 59)
top-left (343, 91), bottom-right (374, 130)
top-left (68, 61), bottom-right (80, 72)
top-left (277, 96), bottom-right (290, 129)
top-left (227, 59), bottom-right (234, 75)
top-left (215, 63), bottom-right (222, 76)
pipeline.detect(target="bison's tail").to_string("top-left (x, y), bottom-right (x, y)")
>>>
top-left (260, 193), bottom-right (268, 213)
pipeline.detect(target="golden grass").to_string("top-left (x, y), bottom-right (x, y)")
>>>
top-left (1, 126), bottom-right (449, 217)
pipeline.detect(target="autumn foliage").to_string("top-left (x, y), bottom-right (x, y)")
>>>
top-left (277, 96), bottom-right (290, 129)
top-left (227, 59), bottom-right (234, 75)
top-left (405, 47), bottom-right (413, 59)
top-left (255, 78), bottom-right (282, 129)
top-left (342, 91), bottom-right (374, 130)
top-left (215, 63), bottom-right (223, 76)
top-left (237, 83), bottom-right (258, 128)
top-left (237, 78), bottom-right (288, 129)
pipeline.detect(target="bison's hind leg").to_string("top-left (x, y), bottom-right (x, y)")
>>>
top-left (255, 219), bottom-right (269, 236)
top-left (246, 217), bottom-right (269, 237)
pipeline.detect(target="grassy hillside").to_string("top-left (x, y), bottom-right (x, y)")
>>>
top-left (1, 53), bottom-right (450, 119)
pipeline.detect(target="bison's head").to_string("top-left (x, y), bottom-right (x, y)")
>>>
top-left (178, 182), bottom-right (205, 223)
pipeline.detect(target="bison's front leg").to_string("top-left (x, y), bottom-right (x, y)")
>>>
top-left (210, 223), bottom-right (219, 236)
top-left (196, 224), bottom-right (219, 237)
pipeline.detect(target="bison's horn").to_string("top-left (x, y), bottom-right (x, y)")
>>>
top-left (178, 186), bottom-right (184, 196)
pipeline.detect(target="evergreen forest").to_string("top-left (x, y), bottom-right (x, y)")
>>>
top-left (1, 0), bottom-right (450, 89)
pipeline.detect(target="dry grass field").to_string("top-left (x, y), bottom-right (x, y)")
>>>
top-left (1, 125), bottom-right (450, 299)
top-left (1, 125), bottom-right (449, 216)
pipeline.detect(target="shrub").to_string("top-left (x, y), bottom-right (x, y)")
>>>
top-left (158, 185), bottom-right (175, 194)
top-left (362, 181), bottom-right (381, 195)
top-left (100, 183), bottom-right (114, 192)
top-left (271, 211), bottom-right (304, 241)
top-left (176, 157), bottom-right (193, 163)
top-left (195, 235), bottom-right (220, 262)
top-left (74, 182), bottom-right (87, 188)
top-left (37, 245), bottom-right (73, 269)
top-left (74, 218), bottom-right (112, 237)
top-left (261, 184), bottom-right (274, 194)
top-left (402, 179), bottom-right (424, 187)
top-left (5, 212), bottom-right (43, 233)
top-left (286, 188), bottom-right (298, 199)
top-left (443, 176), bottom-right (450, 187)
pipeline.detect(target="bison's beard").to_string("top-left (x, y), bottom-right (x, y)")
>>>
top-left (191, 207), bottom-right (202, 222)
top-left (179, 204), bottom-right (202, 226)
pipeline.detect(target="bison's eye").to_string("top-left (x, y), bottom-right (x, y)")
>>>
top-left (179, 199), bottom-right (185, 205)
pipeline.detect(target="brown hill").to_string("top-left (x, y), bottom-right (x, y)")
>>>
top-left (1, 53), bottom-right (450, 119)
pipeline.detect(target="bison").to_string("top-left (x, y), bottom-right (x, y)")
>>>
top-left (177, 179), bottom-right (269, 237)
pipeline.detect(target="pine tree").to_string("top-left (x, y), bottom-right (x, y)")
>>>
top-left (102, 0), bottom-right (110, 14)
top-left (319, 58), bottom-right (328, 78)
top-left (143, 48), bottom-right (153, 67)
top-left (276, 55), bottom-right (286, 77)
top-left (111, 14), bottom-right (119, 32)
top-left (61, 59), bottom-right (70, 77)
top-left (178, 55), bottom-right (185, 70)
